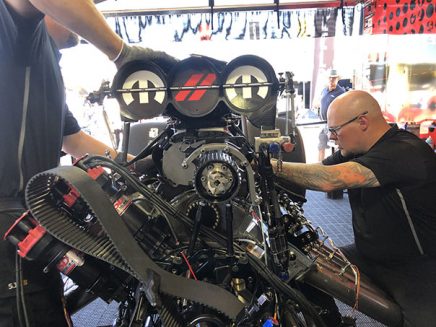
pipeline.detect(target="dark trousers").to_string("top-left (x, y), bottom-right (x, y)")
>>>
top-left (341, 244), bottom-right (436, 327)
top-left (0, 289), bottom-right (69, 327)
top-left (0, 200), bottom-right (70, 327)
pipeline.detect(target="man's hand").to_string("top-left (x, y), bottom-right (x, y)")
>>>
top-left (114, 43), bottom-right (178, 73)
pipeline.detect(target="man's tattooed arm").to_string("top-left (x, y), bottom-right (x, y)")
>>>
top-left (272, 160), bottom-right (380, 192)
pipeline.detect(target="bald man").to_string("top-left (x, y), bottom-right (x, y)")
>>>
top-left (274, 90), bottom-right (436, 326)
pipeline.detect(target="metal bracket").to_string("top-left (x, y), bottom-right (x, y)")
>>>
top-left (209, 0), bottom-right (215, 29)
top-left (274, 0), bottom-right (280, 29)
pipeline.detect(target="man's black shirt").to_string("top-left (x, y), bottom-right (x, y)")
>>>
top-left (0, 0), bottom-right (80, 299)
top-left (323, 127), bottom-right (436, 264)
top-left (0, 0), bottom-right (80, 198)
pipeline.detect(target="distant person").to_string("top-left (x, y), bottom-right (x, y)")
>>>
top-left (317, 69), bottom-right (345, 161)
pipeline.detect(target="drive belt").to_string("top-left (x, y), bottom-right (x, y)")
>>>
top-left (25, 166), bottom-right (245, 321)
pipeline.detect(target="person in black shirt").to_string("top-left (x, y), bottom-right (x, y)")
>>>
top-left (273, 90), bottom-right (436, 327)
top-left (0, 0), bottom-right (176, 326)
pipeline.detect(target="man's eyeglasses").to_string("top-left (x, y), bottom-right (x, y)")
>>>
top-left (327, 111), bottom-right (368, 136)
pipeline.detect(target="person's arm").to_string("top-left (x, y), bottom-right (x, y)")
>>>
top-left (62, 130), bottom-right (134, 161)
top-left (271, 159), bottom-right (380, 192)
top-left (5, 0), bottom-right (122, 60)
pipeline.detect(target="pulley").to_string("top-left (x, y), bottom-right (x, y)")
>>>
top-left (186, 200), bottom-right (220, 229)
top-left (194, 151), bottom-right (241, 203)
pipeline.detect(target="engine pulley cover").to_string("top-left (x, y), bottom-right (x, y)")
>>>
top-left (194, 151), bottom-right (241, 203)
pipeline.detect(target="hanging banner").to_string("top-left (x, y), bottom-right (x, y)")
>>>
top-left (108, 8), bottom-right (356, 43)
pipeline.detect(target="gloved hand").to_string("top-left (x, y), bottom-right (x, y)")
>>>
top-left (114, 42), bottom-right (178, 73)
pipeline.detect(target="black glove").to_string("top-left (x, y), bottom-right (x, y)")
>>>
top-left (114, 43), bottom-right (178, 73)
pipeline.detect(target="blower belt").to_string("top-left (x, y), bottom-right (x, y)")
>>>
top-left (25, 166), bottom-right (244, 321)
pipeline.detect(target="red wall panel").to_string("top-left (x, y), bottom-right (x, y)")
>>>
top-left (364, 0), bottom-right (435, 35)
